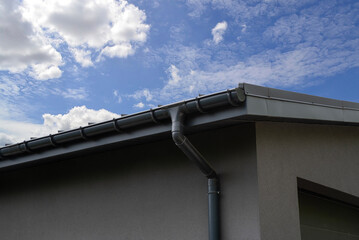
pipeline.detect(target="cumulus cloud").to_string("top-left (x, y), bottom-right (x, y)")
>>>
top-left (212, 21), bottom-right (228, 44)
top-left (0, 0), bottom-right (63, 80)
top-left (0, 0), bottom-right (149, 79)
top-left (0, 132), bottom-right (16, 147)
top-left (98, 44), bottom-right (134, 60)
top-left (29, 63), bottom-right (63, 80)
top-left (70, 48), bottom-right (93, 67)
top-left (0, 106), bottom-right (121, 145)
top-left (0, 119), bottom-right (44, 146)
top-left (21, 0), bottom-right (149, 62)
top-left (41, 106), bottom-right (121, 132)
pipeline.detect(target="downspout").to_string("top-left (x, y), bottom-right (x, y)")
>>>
top-left (169, 107), bottom-right (220, 240)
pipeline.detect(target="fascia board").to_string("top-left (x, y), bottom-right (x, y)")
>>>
top-left (244, 95), bottom-right (359, 124)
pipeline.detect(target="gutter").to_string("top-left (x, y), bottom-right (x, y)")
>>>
top-left (0, 88), bottom-right (245, 160)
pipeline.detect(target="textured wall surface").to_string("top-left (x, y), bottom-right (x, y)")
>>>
top-left (0, 123), bottom-right (260, 240)
top-left (256, 122), bottom-right (359, 240)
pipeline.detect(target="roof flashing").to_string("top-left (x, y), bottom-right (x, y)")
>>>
top-left (241, 83), bottom-right (359, 111)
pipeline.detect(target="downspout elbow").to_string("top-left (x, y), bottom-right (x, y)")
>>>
top-left (169, 107), bottom-right (218, 179)
top-left (172, 131), bottom-right (186, 146)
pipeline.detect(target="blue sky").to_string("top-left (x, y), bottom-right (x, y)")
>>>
top-left (0, 0), bottom-right (358, 145)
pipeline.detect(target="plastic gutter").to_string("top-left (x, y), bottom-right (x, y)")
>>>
top-left (0, 87), bottom-right (244, 161)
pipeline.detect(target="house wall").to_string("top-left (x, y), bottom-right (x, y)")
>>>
top-left (255, 122), bottom-right (359, 240)
top-left (0, 123), bottom-right (260, 240)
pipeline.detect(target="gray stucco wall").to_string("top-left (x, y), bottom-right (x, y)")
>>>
top-left (255, 122), bottom-right (359, 240)
top-left (0, 123), bottom-right (260, 240)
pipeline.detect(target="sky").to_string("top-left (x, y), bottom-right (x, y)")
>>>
top-left (0, 0), bottom-right (359, 145)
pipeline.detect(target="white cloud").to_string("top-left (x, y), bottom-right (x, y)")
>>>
top-left (0, 0), bottom-right (63, 80)
top-left (50, 87), bottom-right (88, 100)
top-left (136, 39), bottom-right (359, 103)
top-left (21, 0), bottom-right (149, 62)
top-left (22, 0), bottom-right (149, 48)
top-left (70, 48), bottom-right (93, 67)
top-left (29, 63), bottom-right (62, 80)
top-left (186, 0), bottom-right (211, 17)
top-left (160, 44), bottom-right (211, 71)
top-left (0, 75), bottom-right (92, 128)
top-left (0, 76), bottom-right (21, 96)
top-left (212, 21), bottom-right (228, 44)
top-left (0, 132), bottom-right (16, 147)
top-left (0, 0), bottom-right (149, 79)
top-left (153, 1), bottom-right (160, 8)
top-left (41, 106), bottom-right (121, 132)
top-left (0, 74), bottom-right (63, 124)
top-left (98, 44), bottom-right (134, 60)
top-left (130, 1), bottom-right (359, 104)
top-left (129, 88), bottom-right (153, 101)
top-left (186, 0), bottom-right (314, 19)
top-left (167, 65), bottom-right (181, 86)
top-left (0, 106), bottom-right (121, 145)
top-left (169, 24), bottom-right (187, 43)
top-left (241, 24), bottom-right (247, 33)
top-left (61, 88), bottom-right (88, 100)
top-left (264, 2), bottom-right (359, 49)
top-left (0, 120), bottom-right (42, 146)
top-left (113, 90), bottom-right (123, 103)
top-left (133, 102), bottom-right (145, 108)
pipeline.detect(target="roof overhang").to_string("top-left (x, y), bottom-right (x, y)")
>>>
top-left (241, 83), bottom-right (359, 124)
top-left (1, 83), bottom-right (359, 171)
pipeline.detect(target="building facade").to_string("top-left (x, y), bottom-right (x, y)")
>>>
top-left (0, 84), bottom-right (358, 239)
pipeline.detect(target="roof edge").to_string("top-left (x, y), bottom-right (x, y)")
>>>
top-left (240, 83), bottom-right (359, 111)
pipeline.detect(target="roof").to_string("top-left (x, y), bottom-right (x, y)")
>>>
top-left (1, 83), bottom-right (359, 171)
